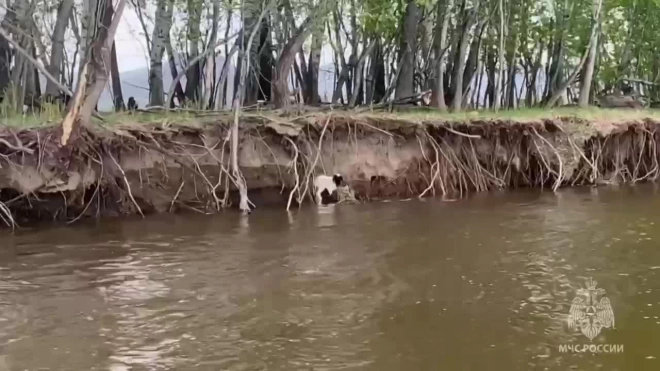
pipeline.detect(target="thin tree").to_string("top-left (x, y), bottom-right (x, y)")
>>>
top-left (578, 0), bottom-right (603, 107)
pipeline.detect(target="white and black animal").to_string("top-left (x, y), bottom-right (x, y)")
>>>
top-left (313, 174), bottom-right (345, 205)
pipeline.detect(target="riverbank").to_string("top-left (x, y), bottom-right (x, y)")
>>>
top-left (1, 107), bottom-right (659, 227)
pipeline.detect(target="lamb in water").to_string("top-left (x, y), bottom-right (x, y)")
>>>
top-left (313, 174), bottom-right (345, 205)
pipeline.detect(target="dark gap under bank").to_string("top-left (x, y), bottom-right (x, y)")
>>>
top-left (0, 112), bottom-right (657, 228)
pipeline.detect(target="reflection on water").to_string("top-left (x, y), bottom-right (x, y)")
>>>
top-left (1, 186), bottom-right (660, 370)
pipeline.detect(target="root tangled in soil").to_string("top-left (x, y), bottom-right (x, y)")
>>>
top-left (0, 112), bottom-right (658, 227)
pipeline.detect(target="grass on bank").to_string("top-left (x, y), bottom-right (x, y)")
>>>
top-left (3, 101), bottom-right (660, 130)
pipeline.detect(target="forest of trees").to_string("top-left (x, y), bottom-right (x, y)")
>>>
top-left (0, 0), bottom-right (658, 120)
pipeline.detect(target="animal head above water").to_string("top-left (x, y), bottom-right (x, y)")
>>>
top-left (332, 174), bottom-right (344, 187)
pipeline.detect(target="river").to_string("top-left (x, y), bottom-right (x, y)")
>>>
top-left (1, 186), bottom-right (659, 370)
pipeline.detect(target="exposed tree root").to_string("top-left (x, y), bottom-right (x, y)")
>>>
top-left (2, 114), bottom-right (660, 228)
top-left (0, 201), bottom-right (17, 230)
top-left (284, 137), bottom-right (301, 211)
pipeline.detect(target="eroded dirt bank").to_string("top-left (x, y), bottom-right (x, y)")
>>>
top-left (0, 112), bottom-right (655, 226)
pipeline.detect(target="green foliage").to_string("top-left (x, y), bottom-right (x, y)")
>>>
top-left (360, 0), bottom-right (400, 39)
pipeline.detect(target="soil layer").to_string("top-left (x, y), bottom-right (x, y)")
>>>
top-left (0, 111), bottom-right (655, 227)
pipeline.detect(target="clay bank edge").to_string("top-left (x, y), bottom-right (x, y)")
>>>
top-left (0, 108), bottom-right (658, 228)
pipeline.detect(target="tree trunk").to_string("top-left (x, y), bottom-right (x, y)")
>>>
top-left (330, 11), bottom-right (349, 103)
top-left (463, 22), bottom-right (487, 106)
top-left (45, 0), bottom-right (75, 98)
top-left (504, 0), bottom-right (519, 109)
top-left (231, 0), bottom-right (273, 215)
top-left (235, 0), bottom-right (263, 106)
top-left (347, 1), bottom-right (359, 102)
top-left (203, 0), bottom-right (221, 108)
top-left (546, 0), bottom-right (602, 108)
top-left (578, 0), bottom-right (603, 107)
top-left (216, 43), bottom-right (239, 110)
top-left (493, 0), bottom-right (505, 110)
top-left (148, 0), bottom-right (174, 107)
top-left (273, 17), bottom-right (313, 108)
top-left (485, 46), bottom-right (496, 107)
top-left (306, 27), bottom-right (323, 104)
top-left (218, 0), bottom-right (234, 109)
top-left (0, 0), bottom-right (15, 101)
top-left (98, 0), bottom-right (124, 111)
top-left (6, 0), bottom-right (30, 110)
top-left (110, 42), bottom-right (125, 111)
top-left (395, 0), bottom-right (419, 99)
top-left (257, 16), bottom-right (273, 102)
top-left (451, 4), bottom-right (478, 111)
top-left (0, 34), bottom-right (10, 101)
top-left (372, 41), bottom-right (387, 103)
top-left (79, 0), bottom-right (100, 77)
top-left (349, 41), bottom-right (376, 107)
top-left (546, 0), bottom-right (571, 102)
top-left (184, 0), bottom-right (202, 103)
top-left (526, 39), bottom-right (543, 106)
top-left (62, 0), bottom-right (128, 146)
top-left (24, 43), bottom-right (37, 103)
top-left (165, 39), bottom-right (186, 107)
top-left (365, 40), bottom-right (383, 104)
top-left (430, 0), bottom-right (453, 109)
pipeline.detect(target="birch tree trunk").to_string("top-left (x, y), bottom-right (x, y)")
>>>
top-left (184, 0), bottom-right (202, 103)
top-left (61, 0), bottom-right (128, 146)
top-left (148, 0), bottom-right (174, 107)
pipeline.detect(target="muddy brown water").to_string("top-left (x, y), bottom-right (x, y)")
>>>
top-left (1, 186), bottom-right (660, 370)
